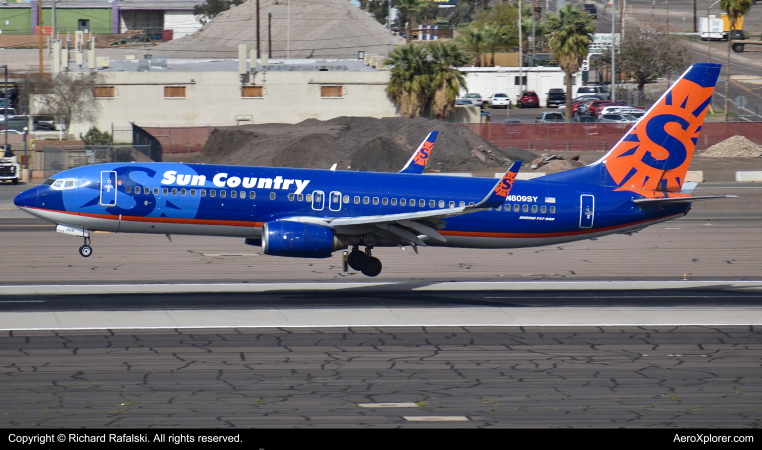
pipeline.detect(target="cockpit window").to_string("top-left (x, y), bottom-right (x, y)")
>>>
top-left (50, 178), bottom-right (86, 190)
top-left (43, 178), bottom-right (56, 186)
top-left (52, 180), bottom-right (64, 188)
top-left (64, 180), bottom-right (75, 188)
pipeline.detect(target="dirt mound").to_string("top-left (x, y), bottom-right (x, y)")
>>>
top-left (702, 135), bottom-right (762, 157)
top-left (196, 117), bottom-right (539, 173)
top-left (528, 154), bottom-right (586, 173)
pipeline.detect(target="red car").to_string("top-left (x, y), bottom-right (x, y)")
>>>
top-left (587, 100), bottom-right (630, 116)
top-left (517, 91), bottom-right (540, 108)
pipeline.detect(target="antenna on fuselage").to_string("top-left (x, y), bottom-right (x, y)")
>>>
top-left (330, 163), bottom-right (337, 171)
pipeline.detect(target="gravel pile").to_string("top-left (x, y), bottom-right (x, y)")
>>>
top-left (701, 135), bottom-right (762, 157)
top-left (196, 116), bottom-right (539, 173)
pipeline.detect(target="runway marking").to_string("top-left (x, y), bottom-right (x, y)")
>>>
top-left (404, 416), bottom-right (469, 422)
top-left (358, 403), bottom-right (419, 408)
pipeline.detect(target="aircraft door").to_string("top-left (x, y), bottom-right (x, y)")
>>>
top-left (311, 190), bottom-right (324, 211)
top-left (329, 191), bottom-right (342, 211)
top-left (100, 171), bottom-right (117, 206)
top-left (579, 194), bottom-right (594, 228)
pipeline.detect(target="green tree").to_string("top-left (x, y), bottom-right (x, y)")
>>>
top-left (482, 24), bottom-right (517, 67)
top-left (385, 43), bottom-right (431, 117)
top-left (396, 0), bottom-right (425, 44)
top-left (359, 0), bottom-right (389, 25)
top-left (458, 26), bottom-right (489, 67)
top-left (721, 0), bottom-right (753, 121)
top-left (193, 0), bottom-right (245, 25)
top-left (427, 41), bottom-right (469, 120)
top-left (616, 26), bottom-right (690, 101)
top-left (545, 4), bottom-right (595, 122)
top-left (80, 126), bottom-right (113, 147)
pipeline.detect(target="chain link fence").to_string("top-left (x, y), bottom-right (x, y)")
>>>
top-left (41, 145), bottom-right (152, 178)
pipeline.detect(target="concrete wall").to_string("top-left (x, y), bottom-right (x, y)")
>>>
top-left (459, 66), bottom-right (578, 106)
top-left (48, 68), bottom-right (399, 137)
top-left (164, 12), bottom-right (202, 39)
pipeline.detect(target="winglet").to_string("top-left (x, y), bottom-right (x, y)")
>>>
top-left (470, 161), bottom-right (522, 209)
top-left (399, 131), bottom-right (438, 174)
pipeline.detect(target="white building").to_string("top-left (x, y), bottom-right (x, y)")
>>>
top-left (459, 66), bottom-right (581, 106)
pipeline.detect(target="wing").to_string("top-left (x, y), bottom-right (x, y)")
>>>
top-left (398, 131), bottom-right (438, 174)
top-left (282, 161), bottom-right (522, 248)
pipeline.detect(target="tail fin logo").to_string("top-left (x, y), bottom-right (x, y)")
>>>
top-left (603, 63), bottom-right (721, 195)
top-left (412, 140), bottom-right (433, 167)
top-left (494, 162), bottom-right (521, 197)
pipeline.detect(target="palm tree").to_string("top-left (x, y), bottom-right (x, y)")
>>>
top-left (427, 41), bottom-right (470, 120)
top-left (483, 24), bottom-right (517, 67)
top-left (545, 4), bottom-right (596, 122)
top-left (396, 0), bottom-right (424, 44)
top-left (385, 43), bottom-right (431, 118)
top-left (458, 26), bottom-right (488, 67)
top-left (721, 0), bottom-right (753, 121)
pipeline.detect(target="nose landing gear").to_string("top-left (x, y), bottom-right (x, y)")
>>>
top-left (79, 235), bottom-right (93, 257)
top-left (347, 246), bottom-right (382, 277)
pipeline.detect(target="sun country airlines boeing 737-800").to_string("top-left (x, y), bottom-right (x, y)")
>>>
top-left (14, 63), bottom-right (733, 277)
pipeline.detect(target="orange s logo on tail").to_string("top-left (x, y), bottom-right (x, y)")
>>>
top-left (602, 64), bottom-right (721, 197)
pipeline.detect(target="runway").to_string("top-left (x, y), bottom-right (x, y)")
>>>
top-left (1, 183), bottom-right (762, 428)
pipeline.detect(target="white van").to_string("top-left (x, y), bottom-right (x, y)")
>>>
top-left (575, 86), bottom-right (609, 100)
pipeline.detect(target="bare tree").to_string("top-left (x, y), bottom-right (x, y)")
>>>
top-left (33, 73), bottom-right (100, 135)
top-left (616, 26), bottom-right (690, 102)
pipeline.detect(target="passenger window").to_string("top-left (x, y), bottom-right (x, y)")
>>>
top-left (126, 186), bottom-right (132, 193)
top-left (439, 200), bottom-right (445, 208)
top-left (505, 203), bottom-right (510, 211)
top-left (297, 194), bottom-right (303, 201)
top-left (496, 205), bottom-right (502, 211)
top-left (288, 193), bottom-right (295, 201)
top-left (172, 188), bottom-right (178, 195)
top-left (419, 199), bottom-right (425, 207)
top-left (363, 196), bottom-right (369, 204)
top-left (231, 191), bottom-right (237, 198)
top-left (382, 198), bottom-right (388, 205)
top-left (541, 205), bottom-right (546, 213)
top-left (220, 190), bottom-right (226, 198)
top-left (449, 201), bottom-right (454, 208)
top-left (469, 202), bottom-right (474, 207)
top-left (401, 199), bottom-right (406, 206)
top-left (306, 194), bottom-right (312, 202)
top-left (391, 198), bottom-right (398, 206)
top-left (270, 192), bottom-right (276, 200)
top-left (550, 206), bottom-right (556, 214)
top-left (523, 204), bottom-right (528, 212)
top-left (201, 189), bottom-right (206, 197)
top-left (429, 200), bottom-right (435, 208)
top-left (532, 205), bottom-right (537, 213)
top-left (144, 187), bottom-right (149, 194)
top-left (240, 191), bottom-right (245, 198)
top-left (190, 189), bottom-right (196, 196)
top-left (181, 188), bottom-right (187, 196)
top-left (343, 195), bottom-right (349, 203)
top-left (459, 201), bottom-right (465, 207)
top-left (153, 187), bottom-right (159, 195)
top-left (249, 191), bottom-right (256, 199)
top-left (373, 197), bottom-right (379, 205)
top-left (210, 190), bottom-right (216, 197)
top-left (514, 204), bottom-right (519, 212)
top-left (354, 196), bottom-right (360, 204)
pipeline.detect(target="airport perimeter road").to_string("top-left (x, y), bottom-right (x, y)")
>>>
top-left (0, 184), bottom-right (757, 284)
top-left (1, 325), bottom-right (761, 428)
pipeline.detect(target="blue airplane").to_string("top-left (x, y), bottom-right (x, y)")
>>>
top-left (14, 63), bottom-right (733, 277)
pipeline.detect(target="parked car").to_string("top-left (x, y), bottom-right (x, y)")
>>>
top-left (583, 4), bottom-right (597, 19)
top-left (535, 111), bottom-right (565, 123)
top-left (598, 114), bottom-right (638, 124)
top-left (455, 98), bottom-right (475, 106)
top-left (573, 114), bottom-right (597, 123)
top-left (488, 93), bottom-right (511, 109)
top-left (517, 91), bottom-right (540, 108)
top-left (731, 30), bottom-right (746, 40)
top-left (588, 100), bottom-right (630, 116)
top-left (504, 118), bottom-right (522, 124)
top-left (576, 85), bottom-right (610, 100)
top-left (596, 106), bottom-right (644, 118)
top-left (546, 88), bottom-right (566, 108)
top-left (465, 93), bottom-right (484, 107)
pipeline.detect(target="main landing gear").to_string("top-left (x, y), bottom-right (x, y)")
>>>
top-left (347, 246), bottom-right (382, 277)
top-left (79, 235), bottom-right (93, 257)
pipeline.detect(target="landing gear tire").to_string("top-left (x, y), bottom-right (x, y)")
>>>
top-left (347, 251), bottom-right (366, 271)
top-left (361, 257), bottom-right (382, 277)
top-left (79, 245), bottom-right (92, 257)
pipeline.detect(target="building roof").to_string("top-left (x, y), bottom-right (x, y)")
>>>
top-left (65, 57), bottom-right (379, 73)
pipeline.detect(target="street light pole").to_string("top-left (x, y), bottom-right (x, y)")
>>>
top-left (2, 65), bottom-right (7, 153)
top-left (707, 0), bottom-right (721, 63)
top-left (611, 0), bottom-right (616, 101)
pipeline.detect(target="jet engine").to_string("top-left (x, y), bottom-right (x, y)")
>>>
top-left (262, 221), bottom-right (347, 258)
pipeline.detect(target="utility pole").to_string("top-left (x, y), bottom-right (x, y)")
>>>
top-left (38, 0), bottom-right (44, 76)
top-left (256, 0), bottom-right (260, 59)
top-left (268, 13), bottom-right (272, 59)
top-left (519, 0), bottom-right (523, 93)
top-left (611, 0), bottom-right (616, 101)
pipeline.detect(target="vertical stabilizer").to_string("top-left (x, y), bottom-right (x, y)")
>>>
top-left (597, 63), bottom-right (721, 196)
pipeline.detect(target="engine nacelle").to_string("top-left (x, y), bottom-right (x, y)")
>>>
top-left (262, 221), bottom-right (346, 258)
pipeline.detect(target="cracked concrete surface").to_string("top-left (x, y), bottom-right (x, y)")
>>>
top-left (1, 326), bottom-right (761, 427)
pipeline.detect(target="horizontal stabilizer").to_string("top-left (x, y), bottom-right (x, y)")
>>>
top-left (633, 195), bottom-right (738, 206)
top-left (399, 131), bottom-right (438, 174)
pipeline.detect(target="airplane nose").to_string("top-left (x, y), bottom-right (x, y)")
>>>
top-left (14, 186), bottom-right (37, 209)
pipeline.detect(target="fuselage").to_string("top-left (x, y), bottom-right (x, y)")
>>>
top-left (14, 161), bottom-right (689, 249)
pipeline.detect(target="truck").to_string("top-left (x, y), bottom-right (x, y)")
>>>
top-left (0, 146), bottom-right (20, 184)
top-left (700, 14), bottom-right (744, 41)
